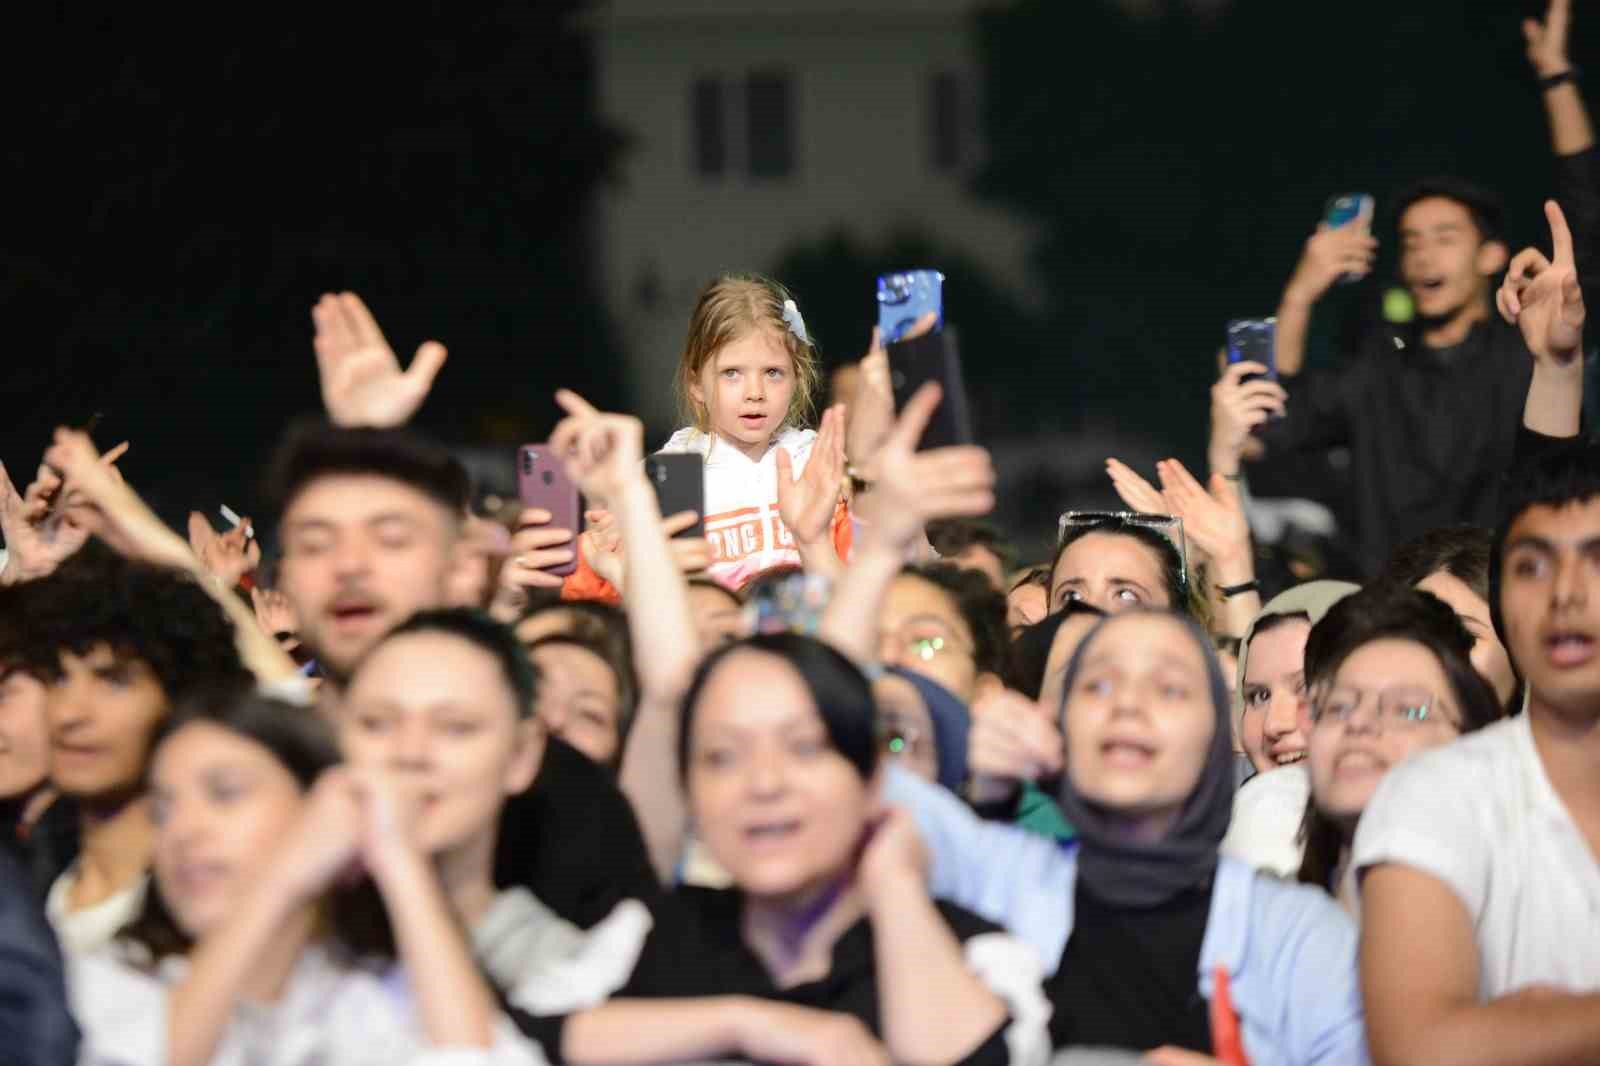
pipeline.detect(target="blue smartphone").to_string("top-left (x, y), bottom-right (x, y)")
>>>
top-left (1225, 318), bottom-right (1278, 384)
top-left (876, 270), bottom-right (945, 344)
top-left (1324, 194), bottom-right (1375, 285)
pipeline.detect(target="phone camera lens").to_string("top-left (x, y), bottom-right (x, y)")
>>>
top-left (541, 470), bottom-right (554, 486)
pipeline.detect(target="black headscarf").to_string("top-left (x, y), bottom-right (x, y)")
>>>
top-left (1052, 608), bottom-right (1235, 908)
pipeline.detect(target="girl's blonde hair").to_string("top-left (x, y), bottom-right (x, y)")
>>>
top-left (674, 274), bottom-right (821, 435)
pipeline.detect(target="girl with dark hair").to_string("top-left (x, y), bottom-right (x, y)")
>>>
top-left (1379, 524), bottom-right (1521, 712)
top-left (1297, 587), bottom-right (1502, 915)
top-left (1048, 517), bottom-right (1189, 618)
top-left (884, 609), bottom-right (1367, 1064)
top-left (70, 691), bottom-right (540, 1066)
top-left (509, 634), bottom-right (1050, 1066)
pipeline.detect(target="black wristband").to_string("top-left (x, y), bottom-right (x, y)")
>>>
top-left (1218, 579), bottom-right (1260, 600)
top-left (1541, 68), bottom-right (1580, 91)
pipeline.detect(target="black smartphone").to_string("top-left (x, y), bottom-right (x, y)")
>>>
top-left (645, 453), bottom-right (705, 539)
top-left (887, 326), bottom-right (974, 450)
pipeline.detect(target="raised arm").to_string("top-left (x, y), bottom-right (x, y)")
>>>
top-left (1361, 862), bottom-right (1600, 1066)
top-left (1527, 0), bottom-right (1594, 156)
top-left (819, 382), bottom-right (996, 665)
top-left (0, 440), bottom-right (127, 586)
top-left (1502, 201), bottom-right (1586, 438)
top-left (549, 390), bottom-right (701, 881)
top-left (777, 403), bottom-right (847, 580)
top-left (859, 806), bottom-right (1009, 1066)
top-left (1273, 219), bottom-right (1378, 378)
top-left (312, 291), bottom-right (448, 428)
top-left (42, 429), bottom-right (299, 684)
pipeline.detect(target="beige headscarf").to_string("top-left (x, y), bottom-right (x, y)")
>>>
top-left (1234, 580), bottom-right (1361, 731)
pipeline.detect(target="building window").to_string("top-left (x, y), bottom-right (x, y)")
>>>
top-left (745, 71), bottom-right (793, 178)
top-left (691, 77), bottom-right (725, 176)
top-left (929, 71), bottom-right (963, 173)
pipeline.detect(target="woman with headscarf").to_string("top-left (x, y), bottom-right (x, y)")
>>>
top-left (1220, 581), bottom-right (1360, 876)
top-left (884, 608), bottom-right (1367, 1064)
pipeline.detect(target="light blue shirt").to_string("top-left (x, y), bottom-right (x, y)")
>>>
top-left (884, 766), bottom-right (1369, 1066)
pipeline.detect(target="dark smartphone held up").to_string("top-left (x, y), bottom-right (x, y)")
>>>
top-left (645, 453), bottom-right (705, 539)
top-left (1225, 318), bottom-right (1281, 425)
top-left (1324, 193), bottom-right (1375, 285)
top-left (888, 326), bottom-right (975, 450)
top-left (876, 269), bottom-right (945, 344)
top-left (517, 444), bottom-right (581, 576)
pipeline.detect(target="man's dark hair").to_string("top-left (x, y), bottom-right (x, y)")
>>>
top-left (372, 608), bottom-right (536, 717)
top-left (8, 542), bottom-right (251, 701)
top-left (1488, 442), bottom-right (1600, 645)
top-left (1393, 176), bottom-right (1507, 247)
top-left (926, 519), bottom-right (1019, 577)
top-left (1381, 525), bottom-right (1494, 603)
top-left (264, 419), bottom-right (472, 520)
top-left (902, 563), bottom-right (1009, 678)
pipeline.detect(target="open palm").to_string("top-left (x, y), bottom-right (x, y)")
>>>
top-left (777, 404), bottom-right (845, 546)
top-left (313, 292), bottom-right (448, 428)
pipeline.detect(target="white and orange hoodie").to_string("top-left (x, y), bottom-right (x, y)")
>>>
top-left (561, 426), bottom-right (853, 603)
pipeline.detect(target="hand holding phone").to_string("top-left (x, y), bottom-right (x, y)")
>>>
top-left (876, 270), bottom-right (945, 344)
top-left (1324, 194), bottom-right (1376, 285)
top-left (1225, 318), bottom-right (1278, 383)
top-left (517, 444), bottom-right (581, 576)
top-left (645, 454), bottom-right (705, 539)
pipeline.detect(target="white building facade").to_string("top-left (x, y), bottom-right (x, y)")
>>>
top-left (591, 0), bottom-right (1035, 428)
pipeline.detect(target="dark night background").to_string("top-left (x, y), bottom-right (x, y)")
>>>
top-left (4, 0), bottom-right (1592, 555)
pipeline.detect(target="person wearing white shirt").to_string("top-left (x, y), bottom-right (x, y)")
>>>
top-left (71, 692), bottom-right (540, 1066)
top-left (1357, 441), bottom-right (1600, 1066)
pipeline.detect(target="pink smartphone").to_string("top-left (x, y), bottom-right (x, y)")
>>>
top-left (516, 444), bottom-right (580, 577)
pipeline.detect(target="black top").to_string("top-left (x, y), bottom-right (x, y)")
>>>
top-left (1048, 880), bottom-right (1213, 1054)
top-left (494, 736), bottom-right (658, 930)
top-left (514, 885), bottom-right (1014, 1066)
top-left (1259, 145), bottom-right (1600, 576)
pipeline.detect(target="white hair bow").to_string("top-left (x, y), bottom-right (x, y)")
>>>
top-left (782, 298), bottom-right (809, 346)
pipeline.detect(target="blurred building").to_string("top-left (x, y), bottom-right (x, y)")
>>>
top-left (591, 0), bottom-right (1034, 430)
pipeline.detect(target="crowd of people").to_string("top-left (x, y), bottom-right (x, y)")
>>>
top-left (2, 4), bottom-right (1598, 1064)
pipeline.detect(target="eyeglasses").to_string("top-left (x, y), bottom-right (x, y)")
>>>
top-left (1057, 510), bottom-right (1189, 593)
top-left (1310, 684), bottom-right (1458, 732)
top-left (876, 713), bottom-right (930, 761)
top-left (883, 624), bottom-right (975, 664)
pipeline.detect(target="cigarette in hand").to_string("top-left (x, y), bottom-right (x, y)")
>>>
top-left (219, 505), bottom-right (253, 540)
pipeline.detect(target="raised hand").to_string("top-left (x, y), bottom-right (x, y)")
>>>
top-left (967, 688), bottom-right (1063, 805)
top-left (844, 313), bottom-right (937, 483)
top-left (1523, 0), bottom-right (1573, 78)
top-left (575, 508), bottom-right (706, 596)
top-left (0, 449), bottom-right (105, 585)
top-left (187, 511), bottom-right (261, 588)
top-left (269, 768), bottom-right (367, 902)
top-left (1105, 457), bottom-right (1166, 515)
top-left (549, 390), bottom-right (646, 507)
top-left (313, 292), bottom-right (448, 428)
top-left (40, 430), bottom-right (191, 571)
top-left (1209, 361), bottom-right (1286, 473)
top-left (777, 403), bottom-right (845, 547)
top-left (1499, 200), bottom-right (1586, 366)
top-left (1284, 221), bottom-right (1379, 307)
top-left (1154, 458), bottom-right (1251, 572)
top-left (856, 383), bottom-right (996, 549)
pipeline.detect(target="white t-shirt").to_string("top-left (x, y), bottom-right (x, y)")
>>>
top-left (657, 426), bottom-right (817, 591)
top-left (1353, 713), bottom-right (1600, 997)
top-left (47, 869), bottom-right (148, 957)
top-left (1221, 764), bottom-right (1310, 878)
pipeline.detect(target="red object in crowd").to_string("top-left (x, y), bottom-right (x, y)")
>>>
top-left (1211, 965), bottom-right (1251, 1066)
